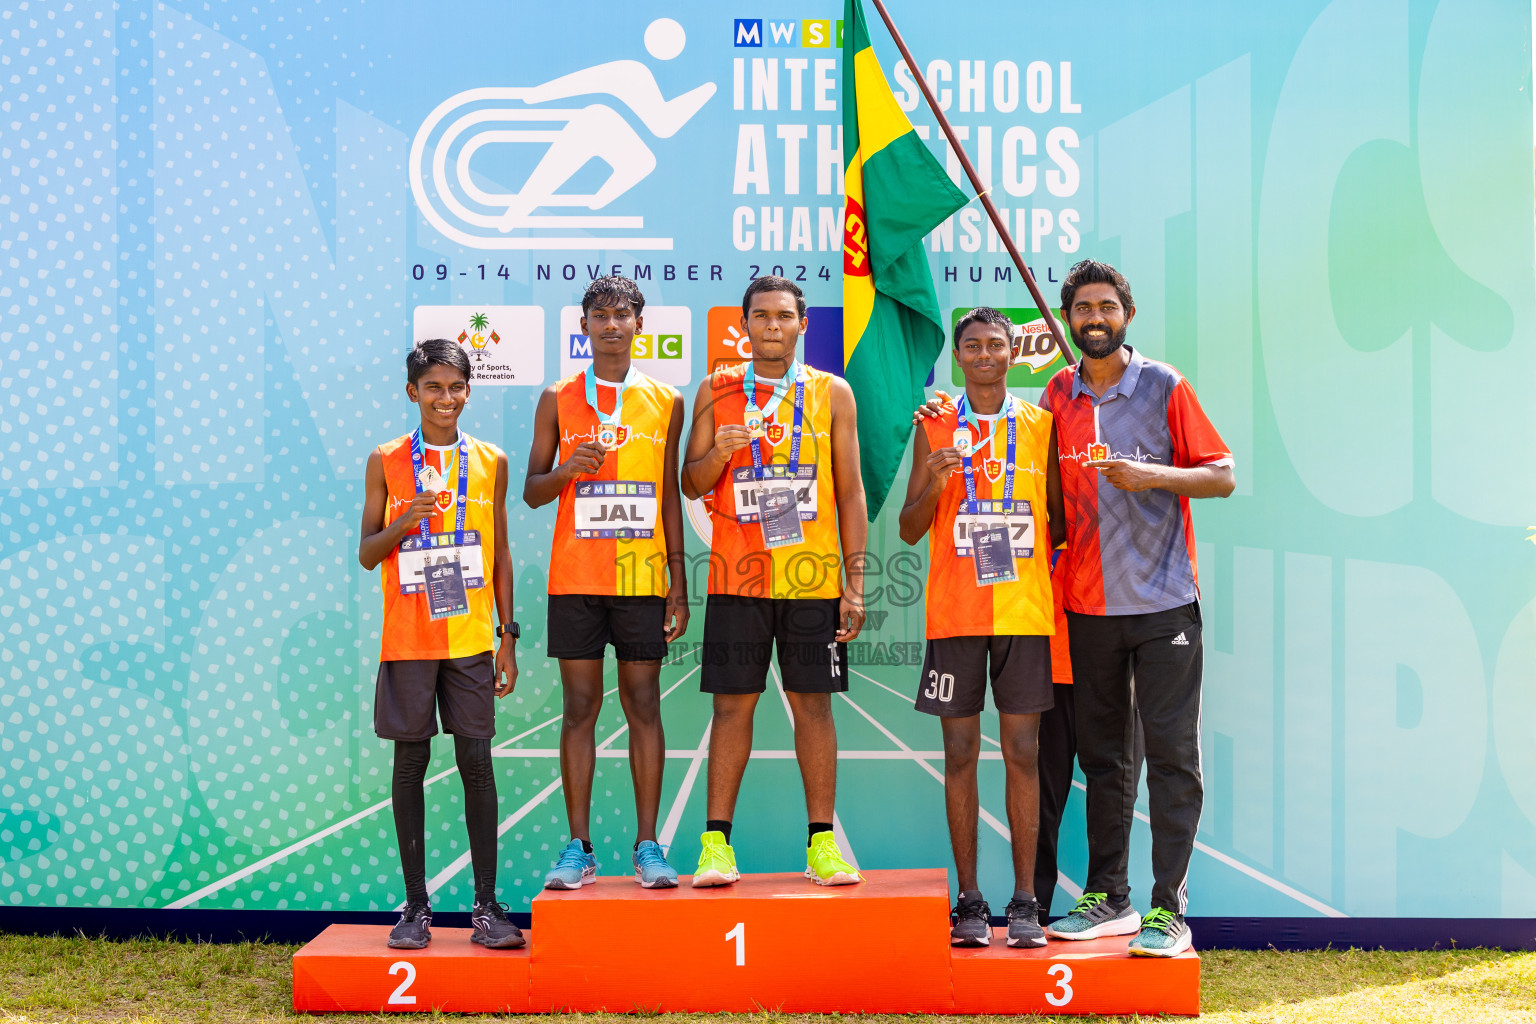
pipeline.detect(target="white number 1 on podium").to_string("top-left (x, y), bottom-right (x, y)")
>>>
top-left (724, 922), bottom-right (746, 966)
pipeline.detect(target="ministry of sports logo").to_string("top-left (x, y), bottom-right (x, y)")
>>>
top-left (409, 18), bottom-right (715, 251)
top-left (414, 305), bottom-right (545, 386)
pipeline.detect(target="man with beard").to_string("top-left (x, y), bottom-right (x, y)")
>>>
top-left (1041, 260), bottom-right (1234, 957)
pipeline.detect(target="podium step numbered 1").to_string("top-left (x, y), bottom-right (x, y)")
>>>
top-left (292, 869), bottom-right (1199, 1015)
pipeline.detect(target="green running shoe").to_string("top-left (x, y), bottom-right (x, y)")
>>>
top-left (692, 830), bottom-right (740, 888)
top-left (1128, 907), bottom-right (1193, 956)
top-left (1043, 891), bottom-right (1141, 940)
top-left (805, 830), bottom-right (861, 886)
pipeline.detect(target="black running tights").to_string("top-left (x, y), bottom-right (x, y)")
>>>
top-left (393, 736), bottom-right (499, 906)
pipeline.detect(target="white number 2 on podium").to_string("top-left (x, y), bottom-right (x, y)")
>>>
top-left (724, 921), bottom-right (746, 966)
top-left (388, 961), bottom-right (418, 1005)
top-left (1044, 962), bottom-right (1073, 1007)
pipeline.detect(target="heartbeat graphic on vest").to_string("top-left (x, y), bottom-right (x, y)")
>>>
top-left (1061, 445), bottom-right (1162, 464)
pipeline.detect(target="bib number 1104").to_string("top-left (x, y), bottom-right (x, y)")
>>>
top-left (724, 921), bottom-right (745, 966)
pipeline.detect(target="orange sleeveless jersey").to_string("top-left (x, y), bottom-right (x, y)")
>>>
top-left (378, 432), bottom-right (501, 661)
top-left (706, 363), bottom-right (841, 599)
top-left (920, 401), bottom-right (1054, 639)
top-left (549, 370), bottom-right (675, 597)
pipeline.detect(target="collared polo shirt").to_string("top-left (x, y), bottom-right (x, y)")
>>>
top-left (1042, 346), bottom-right (1232, 616)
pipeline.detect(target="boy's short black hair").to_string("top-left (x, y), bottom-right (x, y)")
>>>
top-left (953, 306), bottom-right (1015, 347)
top-left (406, 338), bottom-right (471, 385)
top-left (1060, 259), bottom-right (1134, 312)
top-left (741, 275), bottom-right (806, 318)
top-left (582, 275), bottom-right (646, 316)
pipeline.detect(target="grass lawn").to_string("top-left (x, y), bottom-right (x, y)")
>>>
top-left (1, 935), bottom-right (1534, 1023)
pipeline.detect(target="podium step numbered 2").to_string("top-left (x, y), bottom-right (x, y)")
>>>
top-left (292, 869), bottom-right (1199, 1015)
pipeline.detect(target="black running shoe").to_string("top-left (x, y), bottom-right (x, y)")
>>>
top-left (470, 900), bottom-right (526, 949)
top-left (950, 891), bottom-right (992, 947)
top-left (387, 901), bottom-right (432, 949)
top-left (1005, 894), bottom-right (1048, 948)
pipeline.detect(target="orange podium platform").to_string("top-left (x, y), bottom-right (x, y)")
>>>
top-left (292, 871), bottom-right (1199, 1015)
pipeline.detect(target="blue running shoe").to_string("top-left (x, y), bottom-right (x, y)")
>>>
top-left (543, 838), bottom-right (597, 890)
top-left (632, 840), bottom-right (679, 889)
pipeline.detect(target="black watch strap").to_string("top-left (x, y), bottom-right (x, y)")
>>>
top-left (496, 622), bottom-right (520, 640)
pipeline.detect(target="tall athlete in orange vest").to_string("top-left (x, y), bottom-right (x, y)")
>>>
top-left (899, 307), bottom-right (1065, 948)
top-left (358, 338), bottom-right (524, 951)
top-left (681, 276), bottom-right (866, 887)
top-left (524, 276), bottom-right (689, 890)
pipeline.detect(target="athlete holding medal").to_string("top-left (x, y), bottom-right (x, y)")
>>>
top-left (681, 276), bottom-right (867, 888)
top-left (524, 276), bottom-right (689, 891)
top-left (899, 307), bottom-right (1064, 949)
top-left (358, 338), bottom-right (523, 951)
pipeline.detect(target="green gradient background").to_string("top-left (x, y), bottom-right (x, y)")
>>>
top-left (2, 0), bottom-right (1534, 921)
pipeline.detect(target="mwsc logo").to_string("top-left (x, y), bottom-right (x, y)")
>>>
top-left (733, 18), bottom-right (843, 48)
top-left (560, 305), bottom-right (693, 386)
top-left (410, 19), bottom-right (716, 251)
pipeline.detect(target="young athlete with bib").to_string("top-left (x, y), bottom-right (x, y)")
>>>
top-left (899, 307), bottom-right (1064, 948)
top-left (524, 276), bottom-right (689, 890)
top-left (680, 276), bottom-right (866, 887)
top-left (358, 339), bottom-right (524, 951)
top-left (1042, 260), bottom-right (1234, 957)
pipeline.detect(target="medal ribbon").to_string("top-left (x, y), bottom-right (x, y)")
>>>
top-left (957, 395), bottom-right (1018, 519)
top-left (408, 429), bottom-right (470, 546)
top-left (743, 359), bottom-right (805, 481)
top-left (584, 364), bottom-right (642, 429)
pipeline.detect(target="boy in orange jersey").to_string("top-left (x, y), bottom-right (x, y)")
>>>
top-left (524, 276), bottom-right (689, 890)
top-left (898, 307), bottom-right (1065, 949)
top-left (680, 276), bottom-right (867, 888)
top-left (358, 338), bottom-right (523, 951)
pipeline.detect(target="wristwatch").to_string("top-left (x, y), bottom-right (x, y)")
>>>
top-left (496, 622), bottom-right (520, 641)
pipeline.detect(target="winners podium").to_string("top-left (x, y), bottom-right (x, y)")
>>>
top-left (293, 870), bottom-right (1199, 1015)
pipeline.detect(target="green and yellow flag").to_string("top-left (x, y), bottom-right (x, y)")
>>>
top-left (842, 0), bottom-right (968, 519)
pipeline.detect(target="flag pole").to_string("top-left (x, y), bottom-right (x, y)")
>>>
top-left (865, 0), bottom-right (1077, 367)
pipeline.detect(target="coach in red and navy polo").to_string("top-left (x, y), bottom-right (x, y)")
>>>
top-left (1039, 260), bottom-right (1234, 958)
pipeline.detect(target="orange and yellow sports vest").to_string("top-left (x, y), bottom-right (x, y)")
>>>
top-left (920, 400), bottom-right (1054, 639)
top-left (549, 369), bottom-right (675, 598)
top-left (379, 431), bottom-right (501, 661)
top-left (706, 363), bottom-right (841, 599)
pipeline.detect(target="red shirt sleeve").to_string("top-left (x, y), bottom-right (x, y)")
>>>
top-left (1167, 377), bottom-right (1232, 468)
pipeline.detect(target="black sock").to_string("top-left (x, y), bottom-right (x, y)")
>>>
top-left (808, 822), bottom-right (834, 846)
top-left (578, 838), bottom-right (594, 854)
top-left (706, 819), bottom-right (732, 843)
top-left (392, 740), bottom-right (432, 906)
top-left (454, 735), bottom-right (499, 906)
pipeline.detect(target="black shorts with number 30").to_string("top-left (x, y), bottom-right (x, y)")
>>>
top-left (915, 635), bottom-right (1053, 717)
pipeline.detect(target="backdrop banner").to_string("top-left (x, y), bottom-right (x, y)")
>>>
top-left (2, 0), bottom-right (1534, 929)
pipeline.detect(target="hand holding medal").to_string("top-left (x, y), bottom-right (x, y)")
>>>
top-left (564, 438), bottom-right (608, 478)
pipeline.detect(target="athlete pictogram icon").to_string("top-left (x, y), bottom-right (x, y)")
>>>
top-left (410, 18), bottom-right (716, 251)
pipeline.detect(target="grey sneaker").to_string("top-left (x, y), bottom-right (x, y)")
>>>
top-left (950, 891), bottom-right (992, 947)
top-left (1005, 895), bottom-right (1047, 948)
top-left (387, 901), bottom-right (431, 949)
top-left (1043, 892), bottom-right (1141, 940)
top-left (470, 900), bottom-right (526, 949)
top-left (1128, 908), bottom-right (1193, 956)
top-left (633, 839), bottom-right (680, 888)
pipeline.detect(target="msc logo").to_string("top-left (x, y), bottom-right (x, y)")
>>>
top-left (567, 334), bottom-right (682, 359)
top-left (560, 305), bottom-right (693, 387)
top-left (733, 18), bottom-right (843, 48)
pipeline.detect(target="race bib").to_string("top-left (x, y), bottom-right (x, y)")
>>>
top-left (574, 480), bottom-right (658, 538)
top-left (398, 529), bottom-right (486, 593)
top-left (951, 500), bottom-right (1035, 560)
top-left (732, 465), bottom-right (818, 524)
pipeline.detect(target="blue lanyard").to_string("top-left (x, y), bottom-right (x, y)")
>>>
top-left (584, 364), bottom-right (640, 427)
top-left (743, 360), bottom-right (804, 481)
top-left (957, 395), bottom-right (1017, 518)
top-left (408, 429), bottom-right (470, 546)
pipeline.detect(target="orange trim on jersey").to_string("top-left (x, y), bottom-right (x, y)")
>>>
top-left (549, 371), bottom-right (674, 597)
top-left (379, 432), bottom-right (501, 661)
top-left (706, 363), bottom-right (841, 599)
top-left (919, 403), bottom-right (1054, 640)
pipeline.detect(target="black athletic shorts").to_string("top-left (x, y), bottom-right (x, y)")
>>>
top-left (547, 594), bottom-right (667, 662)
top-left (374, 652), bottom-right (496, 741)
top-left (915, 635), bottom-right (1053, 717)
top-left (700, 595), bottom-right (848, 694)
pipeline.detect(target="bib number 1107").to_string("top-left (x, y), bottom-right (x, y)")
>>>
top-left (725, 921), bottom-right (745, 966)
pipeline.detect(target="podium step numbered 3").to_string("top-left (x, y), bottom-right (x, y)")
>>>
top-left (292, 869), bottom-right (1199, 1015)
